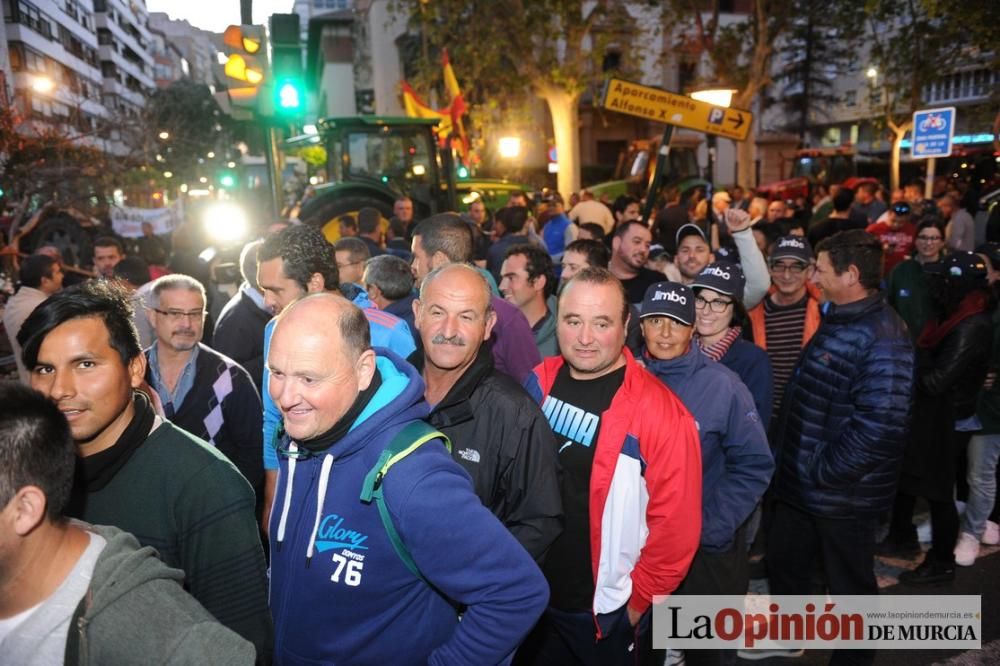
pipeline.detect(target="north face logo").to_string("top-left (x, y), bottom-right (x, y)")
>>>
top-left (458, 448), bottom-right (481, 463)
top-left (703, 266), bottom-right (731, 279)
top-left (652, 290), bottom-right (687, 305)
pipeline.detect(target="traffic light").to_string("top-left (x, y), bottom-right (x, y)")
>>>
top-left (219, 170), bottom-right (237, 188)
top-left (269, 14), bottom-right (305, 118)
top-left (222, 24), bottom-right (267, 108)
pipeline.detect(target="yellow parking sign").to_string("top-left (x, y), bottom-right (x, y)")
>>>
top-left (599, 77), bottom-right (752, 141)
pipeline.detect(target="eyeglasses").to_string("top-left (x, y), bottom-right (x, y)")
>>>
top-left (337, 260), bottom-right (363, 269)
top-left (916, 235), bottom-right (943, 242)
top-left (694, 295), bottom-right (734, 313)
top-left (770, 262), bottom-right (807, 275)
top-left (153, 308), bottom-right (205, 321)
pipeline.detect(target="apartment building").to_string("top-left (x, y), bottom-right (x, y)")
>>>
top-left (2, 0), bottom-right (158, 153)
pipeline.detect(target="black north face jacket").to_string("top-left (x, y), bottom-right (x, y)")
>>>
top-left (423, 345), bottom-right (564, 561)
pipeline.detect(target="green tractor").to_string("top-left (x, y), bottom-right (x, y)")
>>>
top-left (587, 133), bottom-right (708, 205)
top-left (296, 116), bottom-right (531, 242)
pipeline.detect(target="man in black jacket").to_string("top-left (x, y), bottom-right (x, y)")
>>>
top-left (766, 230), bottom-right (913, 663)
top-left (413, 262), bottom-right (563, 561)
top-left (213, 239), bottom-right (270, 392)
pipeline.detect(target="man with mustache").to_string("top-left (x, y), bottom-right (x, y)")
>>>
top-left (143, 274), bottom-right (264, 501)
top-left (414, 263), bottom-right (563, 561)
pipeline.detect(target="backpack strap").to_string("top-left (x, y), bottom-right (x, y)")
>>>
top-left (359, 421), bottom-right (450, 583)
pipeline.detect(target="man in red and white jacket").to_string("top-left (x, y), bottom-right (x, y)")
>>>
top-left (522, 266), bottom-right (702, 665)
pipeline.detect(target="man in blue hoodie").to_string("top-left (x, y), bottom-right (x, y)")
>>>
top-left (257, 225), bottom-right (417, 533)
top-left (266, 292), bottom-right (549, 664)
top-left (639, 280), bottom-right (774, 665)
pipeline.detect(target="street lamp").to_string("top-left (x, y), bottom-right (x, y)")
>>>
top-left (866, 66), bottom-right (878, 80)
top-left (498, 136), bottom-right (521, 159)
top-left (158, 131), bottom-right (170, 140)
top-left (689, 83), bottom-right (738, 186)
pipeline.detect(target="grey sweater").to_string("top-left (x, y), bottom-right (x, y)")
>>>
top-left (64, 524), bottom-right (256, 665)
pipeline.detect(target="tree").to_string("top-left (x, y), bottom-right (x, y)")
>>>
top-left (145, 79), bottom-right (232, 186)
top-left (0, 105), bottom-right (112, 213)
top-left (775, 0), bottom-right (863, 140)
top-left (394, 0), bottom-right (641, 197)
top-left (663, 0), bottom-right (795, 188)
top-left (866, 0), bottom-right (999, 190)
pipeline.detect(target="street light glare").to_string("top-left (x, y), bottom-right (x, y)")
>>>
top-left (31, 76), bottom-right (55, 93)
top-left (499, 136), bottom-right (521, 159)
top-left (690, 87), bottom-right (736, 108)
top-left (158, 131), bottom-right (170, 140)
top-left (866, 67), bottom-right (878, 79)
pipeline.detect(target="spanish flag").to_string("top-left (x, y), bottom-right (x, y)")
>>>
top-left (400, 51), bottom-right (470, 164)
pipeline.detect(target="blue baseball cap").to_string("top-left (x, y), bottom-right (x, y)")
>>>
top-left (690, 261), bottom-right (746, 299)
top-left (640, 281), bottom-right (695, 326)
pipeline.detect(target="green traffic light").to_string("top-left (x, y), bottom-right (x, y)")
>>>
top-left (457, 166), bottom-right (469, 179)
top-left (278, 81), bottom-right (302, 109)
top-left (220, 174), bottom-right (236, 188)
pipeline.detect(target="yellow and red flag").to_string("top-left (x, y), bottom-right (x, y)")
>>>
top-left (400, 50), bottom-right (470, 164)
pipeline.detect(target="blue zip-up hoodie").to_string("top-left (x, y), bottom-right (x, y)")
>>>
top-left (645, 346), bottom-right (774, 551)
top-left (269, 350), bottom-right (548, 665)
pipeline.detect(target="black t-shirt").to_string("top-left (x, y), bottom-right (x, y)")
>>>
top-left (621, 268), bottom-right (665, 305)
top-left (541, 363), bottom-right (627, 611)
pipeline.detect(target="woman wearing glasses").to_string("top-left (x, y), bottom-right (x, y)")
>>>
top-left (887, 216), bottom-right (948, 340)
top-left (691, 261), bottom-right (774, 430)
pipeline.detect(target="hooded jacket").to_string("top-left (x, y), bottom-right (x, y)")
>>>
top-left (269, 349), bottom-right (548, 665)
top-left (747, 283), bottom-right (823, 352)
top-left (262, 293), bottom-right (417, 471)
top-left (645, 346), bottom-right (774, 552)
top-left (524, 350), bottom-right (701, 629)
top-left (773, 293), bottom-right (914, 518)
top-left (425, 345), bottom-right (563, 561)
top-left (64, 523), bottom-right (255, 665)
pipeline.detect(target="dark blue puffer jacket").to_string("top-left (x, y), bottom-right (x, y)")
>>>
top-left (773, 293), bottom-right (914, 518)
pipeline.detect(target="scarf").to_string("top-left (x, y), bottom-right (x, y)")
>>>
top-left (917, 290), bottom-right (989, 350)
top-left (697, 325), bottom-right (743, 362)
top-left (66, 391), bottom-right (155, 514)
top-left (295, 370), bottom-right (383, 455)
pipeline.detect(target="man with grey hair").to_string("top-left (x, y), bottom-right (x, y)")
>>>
top-left (214, 239), bottom-right (271, 391)
top-left (144, 274), bottom-right (263, 496)
top-left (414, 263), bottom-right (563, 561)
top-left (364, 254), bottom-right (418, 347)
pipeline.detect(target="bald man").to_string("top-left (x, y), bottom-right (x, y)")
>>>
top-left (415, 264), bottom-right (562, 561)
top-left (266, 293), bottom-right (548, 664)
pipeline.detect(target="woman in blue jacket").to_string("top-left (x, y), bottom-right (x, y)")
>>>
top-left (639, 280), bottom-right (774, 666)
top-left (690, 261), bottom-right (775, 430)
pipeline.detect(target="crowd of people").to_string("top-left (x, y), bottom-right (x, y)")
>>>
top-left (0, 175), bottom-right (995, 666)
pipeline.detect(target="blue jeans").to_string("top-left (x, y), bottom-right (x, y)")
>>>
top-left (962, 433), bottom-right (1000, 538)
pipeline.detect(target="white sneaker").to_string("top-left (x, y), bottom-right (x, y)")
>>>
top-left (916, 518), bottom-right (933, 543)
top-left (664, 648), bottom-right (686, 665)
top-left (737, 648), bottom-right (804, 660)
top-left (983, 520), bottom-right (1000, 545)
top-left (954, 532), bottom-right (980, 566)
